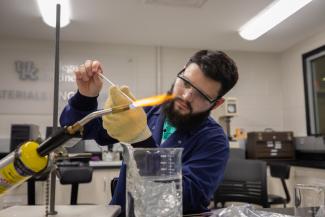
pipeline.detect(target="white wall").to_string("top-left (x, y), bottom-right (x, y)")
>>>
top-left (281, 28), bottom-right (325, 136)
top-left (160, 47), bottom-right (284, 133)
top-left (0, 39), bottom-right (54, 147)
top-left (0, 38), bottom-right (157, 140)
top-left (225, 51), bottom-right (283, 132)
top-left (0, 37), bottom-right (285, 148)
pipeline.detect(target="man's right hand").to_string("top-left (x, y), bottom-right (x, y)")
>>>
top-left (75, 60), bottom-right (103, 97)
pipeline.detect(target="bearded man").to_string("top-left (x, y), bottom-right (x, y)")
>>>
top-left (60, 50), bottom-right (238, 216)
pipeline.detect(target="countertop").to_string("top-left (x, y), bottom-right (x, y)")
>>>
top-left (89, 160), bottom-right (122, 168)
top-left (0, 205), bottom-right (121, 217)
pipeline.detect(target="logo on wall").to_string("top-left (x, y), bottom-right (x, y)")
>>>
top-left (14, 61), bottom-right (39, 80)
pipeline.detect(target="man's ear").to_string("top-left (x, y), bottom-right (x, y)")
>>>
top-left (211, 98), bottom-right (225, 110)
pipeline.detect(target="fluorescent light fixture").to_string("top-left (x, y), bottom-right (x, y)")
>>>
top-left (239, 0), bottom-right (312, 40)
top-left (37, 0), bottom-right (71, 28)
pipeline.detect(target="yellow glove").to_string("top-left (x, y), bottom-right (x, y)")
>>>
top-left (102, 86), bottom-right (152, 143)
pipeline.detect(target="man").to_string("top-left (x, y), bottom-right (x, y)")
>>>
top-left (60, 50), bottom-right (238, 215)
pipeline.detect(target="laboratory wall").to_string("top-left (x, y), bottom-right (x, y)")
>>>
top-left (0, 38), bottom-right (157, 147)
top-left (160, 47), bottom-right (284, 133)
top-left (0, 36), bottom-right (294, 150)
top-left (280, 27), bottom-right (325, 136)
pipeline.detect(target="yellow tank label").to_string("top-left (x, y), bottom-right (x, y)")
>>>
top-left (0, 141), bottom-right (47, 196)
top-left (0, 162), bottom-right (26, 194)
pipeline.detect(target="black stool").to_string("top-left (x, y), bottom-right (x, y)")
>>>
top-left (268, 163), bottom-right (291, 207)
top-left (56, 162), bottom-right (93, 205)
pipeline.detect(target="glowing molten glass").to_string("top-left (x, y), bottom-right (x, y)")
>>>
top-left (132, 94), bottom-right (174, 107)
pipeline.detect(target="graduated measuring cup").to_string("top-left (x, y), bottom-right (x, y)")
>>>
top-left (121, 143), bottom-right (183, 217)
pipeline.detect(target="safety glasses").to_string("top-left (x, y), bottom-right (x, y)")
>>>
top-left (176, 69), bottom-right (220, 104)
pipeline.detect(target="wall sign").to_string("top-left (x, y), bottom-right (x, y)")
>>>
top-left (14, 60), bottom-right (39, 81)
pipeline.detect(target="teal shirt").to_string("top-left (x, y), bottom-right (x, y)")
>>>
top-left (161, 119), bottom-right (176, 144)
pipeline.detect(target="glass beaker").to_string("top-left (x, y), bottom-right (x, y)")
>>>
top-left (295, 184), bottom-right (325, 217)
top-left (122, 144), bottom-right (183, 217)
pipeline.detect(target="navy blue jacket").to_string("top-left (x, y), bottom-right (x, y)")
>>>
top-left (60, 92), bottom-right (229, 215)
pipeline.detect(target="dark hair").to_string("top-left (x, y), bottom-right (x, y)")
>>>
top-left (186, 50), bottom-right (238, 98)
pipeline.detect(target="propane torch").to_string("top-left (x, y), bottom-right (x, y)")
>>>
top-left (0, 93), bottom-right (174, 196)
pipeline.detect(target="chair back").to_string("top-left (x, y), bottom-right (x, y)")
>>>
top-left (57, 165), bottom-right (93, 184)
top-left (229, 148), bottom-right (245, 159)
top-left (214, 159), bottom-right (269, 208)
top-left (269, 163), bottom-right (290, 179)
top-left (57, 161), bottom-right (93, 205)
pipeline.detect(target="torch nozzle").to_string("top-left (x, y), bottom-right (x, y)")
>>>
top-left (76, 93), bottom-right (174, 128)
top-left (36, 93), bottom-right (174, 156)
top-left (77, 104), bottom-right (131, 127)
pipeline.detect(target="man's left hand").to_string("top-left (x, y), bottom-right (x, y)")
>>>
top-left (102, 86), bottom-right (151, 143)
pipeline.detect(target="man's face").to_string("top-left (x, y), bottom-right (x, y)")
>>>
top-left (172, 63), bottom-right (221, 115)
top-left (163, 63), bottom-right (222, 130)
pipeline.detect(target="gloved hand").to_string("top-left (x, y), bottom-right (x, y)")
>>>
top-left (102, 86), bottom-right (152, 144)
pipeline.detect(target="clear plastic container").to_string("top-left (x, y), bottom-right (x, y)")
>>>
top-left (295, 183), bottom-right (325, 217)
top-left (122, 144), bottom-right (183, 217)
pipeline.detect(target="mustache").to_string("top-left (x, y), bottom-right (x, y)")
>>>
top-left (162, 97), bottom-right (210, 131)
top-left (172, 96), bottom-right (193, 114)
top-left (166, 85), bottom-right (193, 113)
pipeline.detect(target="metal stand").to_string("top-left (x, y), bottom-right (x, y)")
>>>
top-left (220, 116), bottom-right (233, 141)
top-left (48, 3), bottom-right (61, 215)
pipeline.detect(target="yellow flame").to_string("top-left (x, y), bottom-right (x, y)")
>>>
top-left (132, 94), bottom-right (174, 107)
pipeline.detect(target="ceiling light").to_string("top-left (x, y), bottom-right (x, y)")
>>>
top-left (238, 0), bottom-right (312, 40)
top-left (36, 0), bottom-right (71, 28)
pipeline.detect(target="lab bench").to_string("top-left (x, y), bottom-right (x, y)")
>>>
top-left (0, 205), bottom-right (120, 217)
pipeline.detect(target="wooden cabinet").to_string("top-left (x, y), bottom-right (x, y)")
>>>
top-left (247, 132), bottom-right (295, 159)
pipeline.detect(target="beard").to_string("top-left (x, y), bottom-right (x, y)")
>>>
top-left (162, 87), bottom-right (212, 131)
